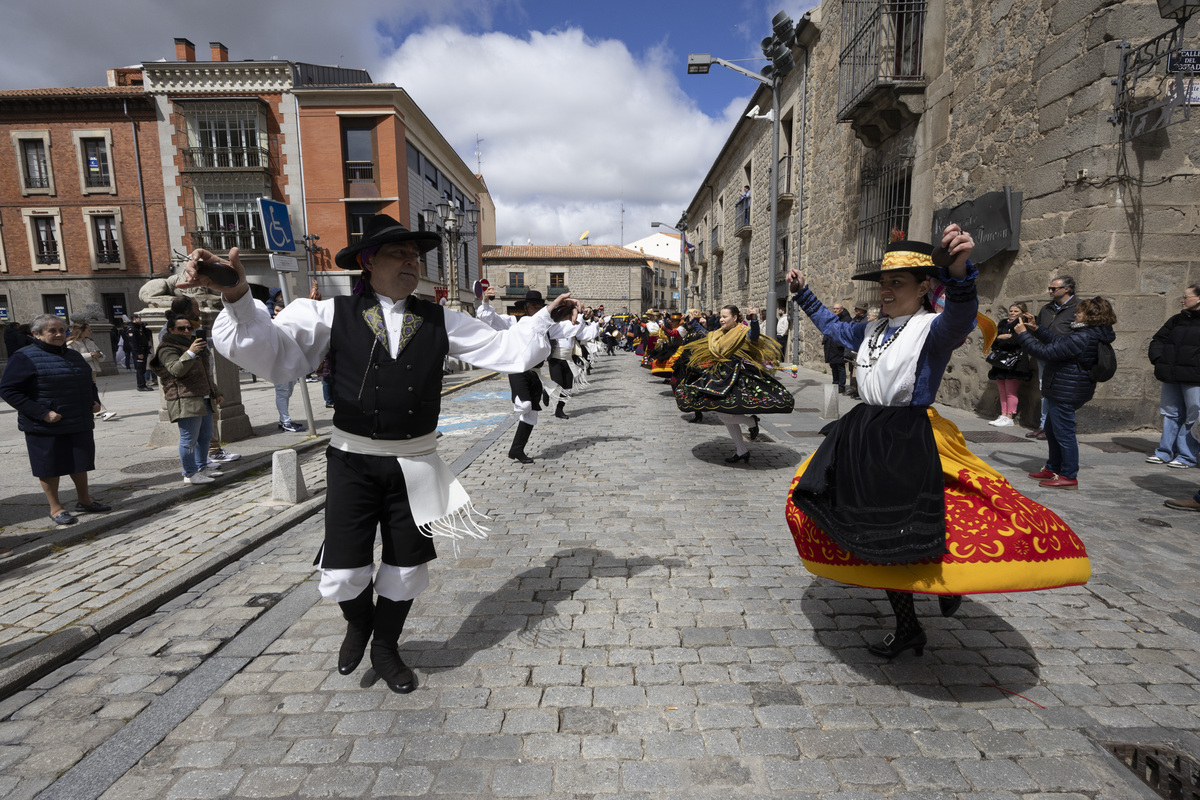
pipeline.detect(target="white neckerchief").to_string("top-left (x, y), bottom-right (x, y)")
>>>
top-left (375, 294), bottom-right (409, 360)
top-left (329, 427), bottom-right (489, 546)
top-left (855, 309), bottom-right (938, 406)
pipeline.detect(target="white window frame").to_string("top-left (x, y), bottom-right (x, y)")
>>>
top-left (81, 207), bottom-right (126, 271)
top-left (10, 130), bottom-right (55, 197)
top-left (21, 208), bottom-right (66, 271)
top-left (71, 129), bottom-right (117, 196)
top-left (0, 215), bottom-right (8, 273)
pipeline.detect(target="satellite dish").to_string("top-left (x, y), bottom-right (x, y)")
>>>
top-left (579, 230), bottom-right (590, 241)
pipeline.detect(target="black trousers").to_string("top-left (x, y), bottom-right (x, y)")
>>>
top-left (548, 357), bottom-right (573, 392)
top-left (320, 448), bottom-right (437, 570)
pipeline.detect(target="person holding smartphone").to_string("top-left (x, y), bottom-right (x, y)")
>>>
top-left (151, 313), bottom-right (222, 485)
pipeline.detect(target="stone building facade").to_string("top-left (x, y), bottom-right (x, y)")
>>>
top-left (685, 0), bottom-right (1200, 431)
top-left (482, 244), bottom-right (671, 316)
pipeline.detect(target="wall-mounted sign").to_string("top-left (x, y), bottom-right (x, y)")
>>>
top-left (0, 306), bottom-right (8, 322)
top-left (53, 306), bottom-right (67, 318)
top-left (1167, 50), bottom-right (1200, 72)
top-left (931, 188), bottom-right (1022, 265)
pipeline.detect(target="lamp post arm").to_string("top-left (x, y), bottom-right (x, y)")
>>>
top-left (709, 57), bottom-right (772, 86)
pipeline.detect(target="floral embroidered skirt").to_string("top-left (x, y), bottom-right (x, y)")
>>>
top-left (786, 407), bottom-right (1090, 594)
top-left (675, 360), bottom-right (795, 415)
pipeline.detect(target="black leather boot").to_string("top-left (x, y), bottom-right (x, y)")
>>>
top-left (508, 421), bottom-right (534, 463)
top-left (555, 401), bottom-right (569, 419)
top-left (336, 582), bottom-right (374, 675)
top-left (370, 596), bottom-right (417, 693)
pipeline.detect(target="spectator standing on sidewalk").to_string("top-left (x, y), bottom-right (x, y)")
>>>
top-left (1027, 276), bottom-right (1079, 440)
top-left (1146, 282), bottom-right (1200, 470)
top-left (1, 314), bottom-right (111, 526)
top-left (196, 213), bottom-right (572, 695)
top-left (124, 314), bottom-right (154, 391)
top-left (66, 321), bottom-right (117, 421)
top-left (823, 302), bottom-right (851, 394)
top-left (151, 314), bottom-right (223, 486)
top-left (269, 290), bottom-right (305, 433)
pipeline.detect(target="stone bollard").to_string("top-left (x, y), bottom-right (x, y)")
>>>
top-left (821, 384), bottom-right (840, 420)
top-left (271, 449), bottom-right (308, 504)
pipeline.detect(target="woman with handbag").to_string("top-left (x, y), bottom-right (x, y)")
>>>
top-left (66, 322), bottom-right (118, 422)
top-left (985, 302), bottom-right (1033, 426)
top-left (674, 304), bottom-right (792, 463)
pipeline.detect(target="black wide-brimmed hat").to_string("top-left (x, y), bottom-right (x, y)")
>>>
top-left (852, 240), bottom-right (939, 282)
top-left (520, 290), bottom-right (545, 310)
top-left (334, 214), bottom-right (441, 270)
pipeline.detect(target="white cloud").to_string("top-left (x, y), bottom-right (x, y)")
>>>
top-left (378, 26), bottom-right (747, 246)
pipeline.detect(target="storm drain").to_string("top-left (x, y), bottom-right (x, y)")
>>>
top-left (962, 430), bottom-right (1030, 444)
top-left (1104, 742), bottom-right (1200, 799)
top-left (119, 459), bottom-right (181, 475)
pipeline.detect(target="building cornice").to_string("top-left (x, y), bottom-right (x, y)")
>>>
top-left (142, 63), bottom-right (293, 94)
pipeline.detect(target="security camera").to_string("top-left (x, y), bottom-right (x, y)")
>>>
top-left (746, 105), bottom-right (760, 118)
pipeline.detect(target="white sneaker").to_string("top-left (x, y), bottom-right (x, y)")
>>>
top-left (994, 416), bottom-right (1014, 427)
top-left (202, 467), bottom-right (224, 476)
top-left (183, 472), bottom-right (215, 485)
top-left (210, 449), bottom-right (241, 462)
top-left (1146, 455), bottom-right (1166, 464)
top-left (1166, 460), bottom-right (1191, 469)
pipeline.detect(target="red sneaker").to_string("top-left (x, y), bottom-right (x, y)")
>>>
top-left (1027, 468), bottom-right (1055, 480)
top-left (1039, 476), bottom-right (1078, 489)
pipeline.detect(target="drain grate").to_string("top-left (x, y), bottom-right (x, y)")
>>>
top-left (1104, 742), bottom-right (1200, 799)
top-left (962, 430), bottom-right (1031, 444)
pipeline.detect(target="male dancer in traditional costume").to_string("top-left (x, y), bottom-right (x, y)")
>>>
top-left (197, 215), bottom-right (576, 693)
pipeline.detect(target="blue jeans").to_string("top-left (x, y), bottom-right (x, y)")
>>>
top-left (178, 407), bottom-right (214, 476)
top-left (1043, 399), bottom-right (1078, 479)
top-left (1155, 382), bottom-right (1200, 466)
top-left (275, 381), bottom-right (296, 424)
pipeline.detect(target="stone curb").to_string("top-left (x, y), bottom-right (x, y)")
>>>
top-left (0, 487), bottom-right (326, 700)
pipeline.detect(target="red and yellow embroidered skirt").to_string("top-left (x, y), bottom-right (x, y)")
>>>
top-left (785, 408), bottom-right (1090, 595)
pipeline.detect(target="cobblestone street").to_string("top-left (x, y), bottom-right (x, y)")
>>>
top-left (2, 353), bottom-right (1199, 799)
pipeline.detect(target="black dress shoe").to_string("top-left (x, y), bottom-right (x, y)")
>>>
top-left (688, 411), bottom-right (703, 423)
top-left (938, 595), bottom-right (963, 618)
top-left (509, 452), bottom-right (534, 464)
top-left (748, 416), bottom-right (761, 440)
top-left (370, 643), bottom-right (418, 693)
top-left (1025, 428), bottom-right (1043, 438)
top-left (867, 629), bottom-right (927, 659)
top-left (724, 452), bottom-right (750, 464)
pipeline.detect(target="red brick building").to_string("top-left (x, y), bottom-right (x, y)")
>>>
top-left (0, 85), bottom-right (168, 332)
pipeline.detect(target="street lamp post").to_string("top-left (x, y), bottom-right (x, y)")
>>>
top-left (651, 214), bottom-right (687, 312)
top-left (689, 11), bottom-right (796, 325)
top-left (421, 201), bottom-right (480, 312)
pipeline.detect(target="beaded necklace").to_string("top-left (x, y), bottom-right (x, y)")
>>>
top-left (864, 316), bottom-right (912, 367)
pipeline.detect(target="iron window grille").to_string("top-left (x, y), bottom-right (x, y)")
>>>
top-left (34, 218), bottom-right (59, 264)
top-left (738, 253), bottom-right (750, 289)
top-left (735, 195), bottom-right (751, 228)
top-left (83, 139), bottom-right (111, 188)
top-left (344, 161), bottom-right (374, 182)
top-left (94, 216), bottom-right (120, 263)
top-left (837, 0), bottom-right (928, 121)
top-left (178, 101), bottom-right (271, 171)
top-left (190, 190), bottom-right (266, 253)
top-left (855, 143), bottom-right (915, 277)
top-left (22, 141), bottom-right (49, 190)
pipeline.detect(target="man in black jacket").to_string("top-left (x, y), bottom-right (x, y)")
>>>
top-left (124, 315), bottom-right (155, 391)
top-left (1027, 276), bottom-right (1078, 439)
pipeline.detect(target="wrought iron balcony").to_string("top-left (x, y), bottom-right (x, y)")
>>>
top-left (188, 229), bottom-right (267, 253)
top-left (504, 285), bottom-right (527, 298)
top-left (696, 239), bottom-right (707, 265)
top-left (547, 285), bottom-right (570, 297)
top-left (35, 247), bottom-right (59, 265)
top-left (84, 172), bottom-right (111, 189)
top-left (837, 0), bottom-right (927, 146)
top-left (345, 161), bottom-right (374, 182)
top-left (181, 146), bottom-right (270, 172)
top-left (777, 154), bottom-right (794, 207)
top-left (734, 197), bottom-right (752, 240)
top-left (97, 247), bottom-right (121, 264)
top-left (25, 174), bottom-right (49, 190)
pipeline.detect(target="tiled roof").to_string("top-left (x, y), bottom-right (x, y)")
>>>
top-left (0, 86), bottom-right (146, 97)
top-left (483, 244), bottom-right (677, 264)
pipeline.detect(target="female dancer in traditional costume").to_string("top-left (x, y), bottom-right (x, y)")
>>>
top-left (675, 305), bottom-right (793, 463)
top-left (784, 226), bottom-right (1090, 658)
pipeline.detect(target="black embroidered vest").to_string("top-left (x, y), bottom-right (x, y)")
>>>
top-left (328, 293), bottom-right (448, 439)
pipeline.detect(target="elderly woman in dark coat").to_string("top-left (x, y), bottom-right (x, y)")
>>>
top-left (0, 314), bottom-right (111, 525)
top-left (1014, 296), bottom-right (1117, 490)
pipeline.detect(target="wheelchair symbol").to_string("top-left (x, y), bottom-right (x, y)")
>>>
top-left (266, 206), bottom-right (290, 249)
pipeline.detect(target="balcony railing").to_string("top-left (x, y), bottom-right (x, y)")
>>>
top-left (504, 285), bottom-right (527, 298)
top-left (84, 172), bottom-right (111, 188)
top-left (35, 246), bottom-right (59, 265)
top-left (696, 239), bottom-right (706, 264)
top-left (778, 154), bottom-right (793, 196)
top-left (735, 197), bottom-right (751, 229)
top-left (547, 285), bottom-right (570, 297)
top-left (188, 229), bottom-right (266, 253)
top-left (97, 246), bottom-right (121, 264)
top-left (181, 146), bottom-right (270, 171)
top-left (837, 0), bottom-right (927, 121)
top-left (345, 161), bottom-right (374, 182)
top-left (25, 173), bottom-right (49, 190)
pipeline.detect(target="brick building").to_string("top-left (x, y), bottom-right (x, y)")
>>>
top-left (685, 0), bottom-right (1200, 430)
top-left (0, 85), bottom-right (168, 345)
top-left (482, 244), bottom-right (676, 316)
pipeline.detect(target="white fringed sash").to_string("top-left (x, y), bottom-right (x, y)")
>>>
top-left (329, 427), bottom-right (489, 545)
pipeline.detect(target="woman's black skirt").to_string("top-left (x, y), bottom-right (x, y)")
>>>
top-left (674, 361), bottom-right (794, 415)
top-left (26, 430), bottom-right (96, 479)
top-left (791, 404), bottom-right (945, 564)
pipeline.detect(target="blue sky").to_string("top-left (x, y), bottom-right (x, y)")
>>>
top-left (4, 0), bottom-right (818, 246)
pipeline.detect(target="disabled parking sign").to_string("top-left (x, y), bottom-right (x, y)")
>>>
top-left (257, 198), bottom-right (295, 253)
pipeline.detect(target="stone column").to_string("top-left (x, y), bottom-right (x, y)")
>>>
top-left (140, 306), bottom-right (253, 447)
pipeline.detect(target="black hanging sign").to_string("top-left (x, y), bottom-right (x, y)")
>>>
top-left (931, 188), bottom-right (1022, 265)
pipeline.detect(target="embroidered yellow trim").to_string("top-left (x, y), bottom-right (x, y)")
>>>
top-left (881, 250), bottom-right (934, 269)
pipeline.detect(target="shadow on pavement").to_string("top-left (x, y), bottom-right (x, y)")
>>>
top-left (689, 440), bottom-right (806, 469)
top-left (560, 404), bottom-right (630, 418)
top-left (534, 435), bottom-right (635, 460)
top-left (798, 580), bottom-right (1039, 697)
top-left (1129, 473), bottom-right (1198, 500)
top-left (398, 548), bottom-right (661, 673)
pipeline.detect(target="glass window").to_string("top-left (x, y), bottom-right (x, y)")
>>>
top-left (343, 128), bottom-right (373, 163)
top-left (33, 217), bottom-right (59, 264)
top-left (200, 191), bottom-right (264, 251)
top-left (93, 215), bottom-right (120, 263)
top-left (83, 138), bottom-right (111, 188)
top-left (509, 272), bottom-right (524, 288)
top-left (23, 140), bottom-right (49, 189)
top-left (193, 108), bottom-right (260, 167)
top-left (549, 273), bottom-right (565, 287)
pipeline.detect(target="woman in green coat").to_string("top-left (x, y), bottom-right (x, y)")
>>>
top-left (152, 314), bottom-right (222, 485)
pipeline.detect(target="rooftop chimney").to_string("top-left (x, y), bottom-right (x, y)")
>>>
top-left (209, 42), bottom-right (228, 62)
top-left (174, 38), bottom-right (196, 62)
